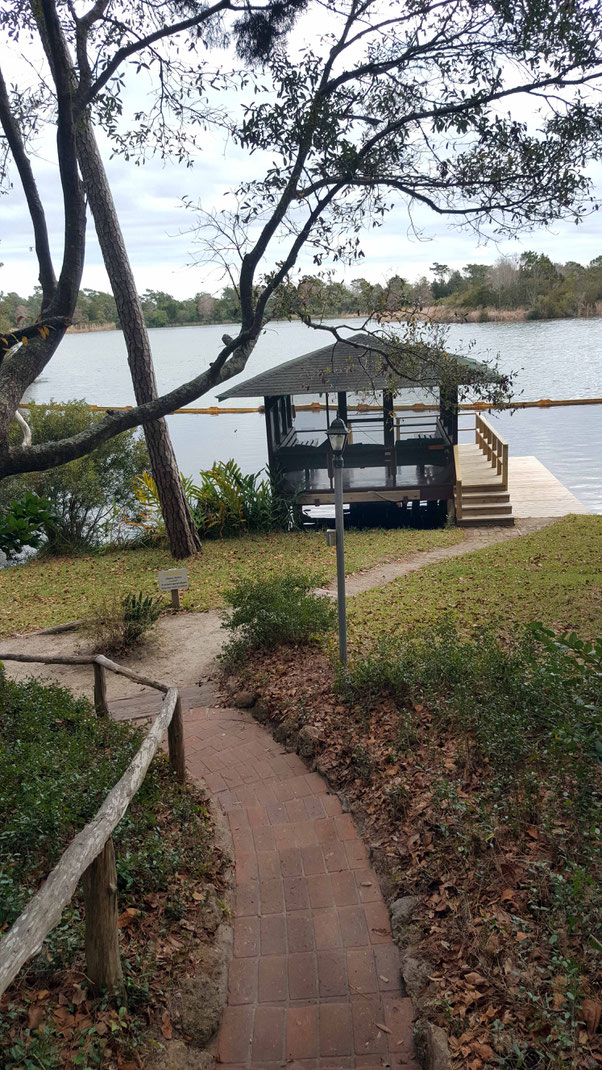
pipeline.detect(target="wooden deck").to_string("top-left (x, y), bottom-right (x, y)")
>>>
top-left (507, 456), bottom-right (589, 518)
top-left (458, 444), bottom-right (589, 520)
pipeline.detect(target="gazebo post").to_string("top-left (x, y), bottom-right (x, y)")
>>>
top-left (264, 396), bottom-right (276, 472)
top-left (383, 391), bottom-right (395, 477)
top-left (440, 385), bottom-right (459, 443)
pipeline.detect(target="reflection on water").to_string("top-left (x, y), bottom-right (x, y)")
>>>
top-left (24, 318), bottom-right (602, 513)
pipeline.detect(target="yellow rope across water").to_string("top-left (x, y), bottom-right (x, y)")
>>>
top-left (17, 397), bottom-right (602, 415)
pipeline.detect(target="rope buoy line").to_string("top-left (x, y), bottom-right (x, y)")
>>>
top-left (17, 397), bottom-right (602, 416)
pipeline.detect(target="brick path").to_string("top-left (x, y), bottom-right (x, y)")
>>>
top-left (184, 702), bottom-right (418, 1070)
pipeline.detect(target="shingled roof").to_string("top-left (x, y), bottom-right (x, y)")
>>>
top-left (217, 331), bottom-right (493, 399)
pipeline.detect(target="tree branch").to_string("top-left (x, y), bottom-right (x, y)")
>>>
top-left (80, 0), bottom-right (233, 109)
top-left (0, 332), bottom-right (258, 478)
top-left (0, 66), bottom-right (56, 308)
top-left (0, 318), bottom-right (70, 354)
top-left (36, 0), bottom-right (87, 317)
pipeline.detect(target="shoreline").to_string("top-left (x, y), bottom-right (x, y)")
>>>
top-left (65, 306), bottom-right (602, 335)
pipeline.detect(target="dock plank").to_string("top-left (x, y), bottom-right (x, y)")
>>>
top-left (508, 456), bottom-right (589, 518)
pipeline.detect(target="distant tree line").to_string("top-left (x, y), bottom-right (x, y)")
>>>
top-left (3, 252), bottom-right (602, 333)
top-left (427, 253), bottom-right (602, 319)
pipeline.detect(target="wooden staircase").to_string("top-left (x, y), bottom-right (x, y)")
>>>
top-left (454, 418), bottom-right (514, 526)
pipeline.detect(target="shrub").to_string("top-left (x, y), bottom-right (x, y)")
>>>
top-left (221, 571), bottom-right (336, 664)
top-left (1, 401), bottom-right (148, 553)
top-left (0, 676), bottom-right (208, 926)
top-left (131, 459), bottom-right (298, 541)
top-left (0, 491), bottom-right (54, 559)
top-left (84, 589), bottom-right (163, 654)
top-left (339, 620), bottom-right (602, 829)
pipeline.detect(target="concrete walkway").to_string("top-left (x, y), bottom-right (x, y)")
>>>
top-left (183, 701), bottom-right (418, 1070)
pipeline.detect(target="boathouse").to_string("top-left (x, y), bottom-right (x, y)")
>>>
top-left (218, 332), bottom-right (508, 523)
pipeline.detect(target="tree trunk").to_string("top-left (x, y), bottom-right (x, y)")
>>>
top-left (76, 125), bottom-right (201, 559)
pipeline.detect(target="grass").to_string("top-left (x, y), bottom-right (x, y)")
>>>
top-left (349, 515), bottom-right (602, 652)
top-left (0, 526), bottom-right (462, 637)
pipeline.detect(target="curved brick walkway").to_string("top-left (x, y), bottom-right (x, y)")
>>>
top-left (184, 702), bottom-right (418, 1069)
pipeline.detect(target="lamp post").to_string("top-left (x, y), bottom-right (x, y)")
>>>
top-left (326, 416), bottom-right (349, 666)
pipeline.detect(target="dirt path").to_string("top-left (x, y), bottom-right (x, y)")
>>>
top-left (321, 517), bottom-right (555, 597)
top-left (0, 611), bottom-right (224, 701)
top-left (0, 519), bottom-right (557, 700)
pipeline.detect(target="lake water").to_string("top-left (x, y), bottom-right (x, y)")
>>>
top-left (23, 318), bottom-right (602, 513)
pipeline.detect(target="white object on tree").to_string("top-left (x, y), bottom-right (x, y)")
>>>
top-left (14, 409), bottom-right (32, 447)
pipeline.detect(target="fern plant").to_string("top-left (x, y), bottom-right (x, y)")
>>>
top-left (129, 460), bottom-right (297, 540)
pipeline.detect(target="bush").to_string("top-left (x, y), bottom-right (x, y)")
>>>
top-left (131, 459), bottom-right (297, 541)
top-left (339, 620), bottom-right (602, 825)
top-left (0, 675), bottom-right (209, 926)
top-left (84, 589), bottom-right (163, 654)
top-left (221, 570), bottom-right (336, 664)
top-left (0, 491), bottom-right (54, 559)
top-left (1, 401), bottom-right (148, 553)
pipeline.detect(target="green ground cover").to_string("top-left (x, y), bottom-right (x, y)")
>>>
top-left (0, 526), bottom-right (462, 637)
top-left (349, 515), bottom-right (602, 652)
top-left (0, 671), bottom-right (217, 1069)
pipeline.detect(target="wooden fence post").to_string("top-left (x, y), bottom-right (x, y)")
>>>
top-left (93, 662), bottom-right (109, 718)
top-left (82, 837), bottom-right (123, 997)
top-left (168, 695), bottom-right (185, 782)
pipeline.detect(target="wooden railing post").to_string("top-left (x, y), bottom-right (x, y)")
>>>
top-left (168, 696), bottom-right (185, 782)
top-left (93, 662), bottom-right (109, 718)
top-left (453, 444), bottom-right (463, 522)
top-left (82, 837), bottom-right (123, 997)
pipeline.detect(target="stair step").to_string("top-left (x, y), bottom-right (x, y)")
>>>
top-left (462, 492), bottom-right (510, 505)
top-left (461, 503), bottom-right (513, 517)
top-left (459, 514), bottom-right (515, 527)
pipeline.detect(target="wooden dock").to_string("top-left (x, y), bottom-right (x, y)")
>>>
top-left (457, 443), bottom-right (588, 521)
top-left (507, 456), bottom-right (589, 518)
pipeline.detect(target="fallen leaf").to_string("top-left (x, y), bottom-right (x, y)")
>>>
top-left (583, 999), bottom-right (602, 1036)
top-left (161, 1010), bottom-right (173, 1040)
top-left (118, 907), bottom-right (140, 929)
top-left (472, 1042), bottom-right (495, 1060)
top-left (28, 1005), bottom-right (44, 1029)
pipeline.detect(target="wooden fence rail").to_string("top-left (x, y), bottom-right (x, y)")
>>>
top-left (0, 652), bottom-right (185, 998)
top-left (475, 413), bottom-right (509, 489)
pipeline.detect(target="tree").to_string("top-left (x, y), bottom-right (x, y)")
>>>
top-left (1, 0), bottom-right (307, 557)
top-left (2, 0), bottom-right (602, 496)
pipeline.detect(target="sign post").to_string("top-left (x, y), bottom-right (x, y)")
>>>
top-left (158, 568), bottom-right (189, 611)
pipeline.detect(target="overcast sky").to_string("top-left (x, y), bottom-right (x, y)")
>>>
top-left (2, 10), bottom-right (602, 302)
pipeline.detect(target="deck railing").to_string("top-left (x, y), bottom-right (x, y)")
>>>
top-left (453, 444), bottom-right (463, 520)
top-left (0, 652), bottom-right (185, 998)
top-left (475, 414), bottom-right (509, 489)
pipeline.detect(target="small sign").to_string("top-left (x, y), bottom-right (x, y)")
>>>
top-left (158, 568), bottom-right (189, 592)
